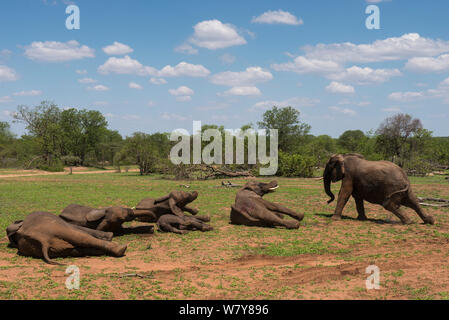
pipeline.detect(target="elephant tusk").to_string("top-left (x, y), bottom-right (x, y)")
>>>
top-left (269, 186), bottom-right (279, 190)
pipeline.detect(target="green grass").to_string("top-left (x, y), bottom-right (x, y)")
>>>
top-left (1, 172), bottom-right (449, 299)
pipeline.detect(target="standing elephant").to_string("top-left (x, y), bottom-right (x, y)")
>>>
top-left (323, 153), bottom-right (435, 224)
top-left (6, 212), bottom-right (127, 265)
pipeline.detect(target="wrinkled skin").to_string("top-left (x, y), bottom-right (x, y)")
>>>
top-left (157, 214), bottom-right (213, 235)
top-left (134, 191), bottom-right (200, 222)
top-left (6, 212), bottom-right (127, 265)
top-left (323, 154), bottom-right (435, 225)
top-left (60, 204), bottom-right (137, 234)
top-left (230, 181), bottom-right (304, 229)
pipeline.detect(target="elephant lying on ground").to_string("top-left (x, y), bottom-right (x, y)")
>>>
top-left (133, 191), bottom-right (201, 222)
top-left (157, 214), bottom-right (213, 234)
top-left (6, 212), bottom-right (127, 265)
top-left (323, 153), bottom-right (435, 225)
top-left (60, 204), bottom-right (142, 234)
top-left (230, 181), bottom-right (304, 229)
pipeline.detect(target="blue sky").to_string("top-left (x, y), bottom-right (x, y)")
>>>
top-left (1, 0), bottom-right (449, 137)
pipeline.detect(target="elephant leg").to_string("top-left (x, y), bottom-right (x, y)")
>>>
top-left (157, 220), bottom-right (188, 234)
top-left (192, 215), bottom-right (210, 222)
top-left (333, 180), bottom-right (353, 219)
top-left (255, 207), bottom-right (299, 229)
top-left (71, 225), bottom-right (113, 241)
top-left (353, 195), bottom-right (367, 221)
top-left (183, 206), bottom-right (199, 215)
top-left (383, 199), bottom-right (412, 224)
top-left (257, 199), bottom-right (304, 221)
top-left (185, 218), bottom-right (213, 231)
top-left (55, 227), bottom-right (127, 257)
top-left (402, 192), bottom-right (435, 225)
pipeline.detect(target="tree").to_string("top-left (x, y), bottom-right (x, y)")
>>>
top-left (123, 132), bottom-right (170, 175)
top-left (257, 106), bottom-right (311, 152)
top-left (338, 130), bottom-right (366, 153)
top-left (14, 101), bottom-right (63, 164)
top-left (375, 113), bottom-right (425, 166)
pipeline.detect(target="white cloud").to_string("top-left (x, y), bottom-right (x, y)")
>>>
top-left (24, 40), bottom-right (95, 62)
top-left (76, 69), bottom-right (88, 74)
top-left (102, 42), bottom-right (133, 55)
top-left (271, 56), bottom-right (341, 75)
top-left (161, 112), bottom-right (190, 121)
top-left (210, 66), bottom-right (273, 87)
top-left (147, 100), bottom-right (156, 107)
top-left (169, 86), bottom-right (194, 96)
top-left (388, 78), bottom-right (449, 104)
top-left (0, 49), bottom-right (12, 60)
top-left (149, 77), bottom-right (167, 85)
top-left (176, 96), bottom-right (192, 102)
top-left (98, 55), bottom-right (157, 76)
top-left (326, 81), bottom-right (355, 94)
top-left (128, 82), bottom-right (142, 90)
top-left (189, 19), bottom-right (246, 50)
top-left (220, 53), bottom-right (236, 65)
top-left (252, 10), bottom-right (303, 26)
top-left (174, 43), bottom-right (198, 55)
top-left (78, 78), bottom-right (97, 84)
top-left (158, 62), bottom-right (210, 77)
top-left (388, 91), bottom-right (424, 102)
top-left (405, 54), bottom-right (449, 73)
top-left (221, 86), bottom-right (261, 96)
top-left (329, 106), bottom-right (356, 116)
top-left (302, 33), bottom-right (449, 64)
top-left (13, 90), bottom-right (42, 96)
top-left (0, 96), bottom-right (12, 103)
top-left (88, 85), bottom-right (110, 91)
top-left (328, 66), bottom-right (401, 85)
top-left (0, 65), bottom-right (18, 81)
top-left (252, 97), bottom-right (319, 111)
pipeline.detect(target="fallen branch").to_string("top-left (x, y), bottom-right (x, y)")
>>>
top-left (419, 203), bottom-right (449, 208)
top-left (220, 181), bottom-right (242, 188)
top-left (418, 197), bottom-right (449, 203)
top-left (113, 272), bottom-right (154, 279)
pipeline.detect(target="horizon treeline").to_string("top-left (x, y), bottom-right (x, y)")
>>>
top-left (0, 101), bottom-right (448, 177)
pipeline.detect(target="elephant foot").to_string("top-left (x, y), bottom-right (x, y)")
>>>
top-left (332, 214), bottom-right (342, 221)
top-left (285, 220), bottom-right (300, 229)
top-left (201, 225), bottom-right (214, 232)
top-left (423, 216), bottom-right (435, 225)
top-left (400, 218), bottom-right (413, 225)
top-left (357, 215), bottom-right (367, 221)
top-left (112, 244), bottom-right (127, 257)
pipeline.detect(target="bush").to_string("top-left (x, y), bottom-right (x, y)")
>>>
top-left (37, 159), bottom-right (65, 172)
top-left (277, 152), bottom-right (315, 177)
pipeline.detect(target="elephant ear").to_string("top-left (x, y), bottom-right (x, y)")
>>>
top-left (335, 154), bottom-right (345, 176)
top-left (86, 209), bottom-right (106, 222)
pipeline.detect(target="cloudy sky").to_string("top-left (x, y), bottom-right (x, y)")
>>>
top-left (1, 0), bottom-right (449, 137)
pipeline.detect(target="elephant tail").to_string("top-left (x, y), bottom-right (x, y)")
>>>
top-left (41, 243), bottom-right (64, 265)
top-left (383, 184), bottom-right (409, 208)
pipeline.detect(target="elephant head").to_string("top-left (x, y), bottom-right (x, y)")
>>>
top-left (323, 154), bottom-right (345, 204)
top-left (242, 180), bottom-right (279, 197)
top-left (6, 220), bottom-right (23, 248)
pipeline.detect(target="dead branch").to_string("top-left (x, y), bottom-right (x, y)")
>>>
top-left (418, 197), bottom-right (449, 203)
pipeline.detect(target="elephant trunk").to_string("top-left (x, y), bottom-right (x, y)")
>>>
top-left (323, 163), bottom-right (335, 204)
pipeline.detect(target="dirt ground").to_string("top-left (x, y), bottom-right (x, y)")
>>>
top-left (1, 174), bottom-right (449, 299)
